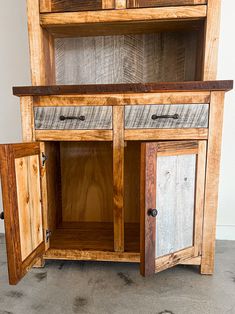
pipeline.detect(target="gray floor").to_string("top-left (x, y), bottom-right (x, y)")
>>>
top-left (0, 235), bottom-right (235, 314)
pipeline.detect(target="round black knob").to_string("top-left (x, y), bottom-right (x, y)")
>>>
top-left (0, 212), bottom-right (4, 220)
top-left (147, 208), bottom-right (158, 217)
top-left (78, 115), bottom-right (85, 121)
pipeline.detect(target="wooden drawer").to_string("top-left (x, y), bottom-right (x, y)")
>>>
top-left (125, 104), bottom-right (209, 129)
top-left (34, 106), bottom-right (112, 130)
top-left (127, 0), bottom-right (206, 9)
top-left (40, 0), bottom-right (115, 12)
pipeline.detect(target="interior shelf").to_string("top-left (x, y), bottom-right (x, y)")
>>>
top-left (49, 222), bottom-right (140, 253)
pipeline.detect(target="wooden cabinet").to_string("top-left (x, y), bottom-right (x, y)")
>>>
top-left (0, 0), bottom-right (233, 285)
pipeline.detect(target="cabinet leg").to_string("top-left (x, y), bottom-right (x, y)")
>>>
top-left (33, 257), bottom-right (45, 268)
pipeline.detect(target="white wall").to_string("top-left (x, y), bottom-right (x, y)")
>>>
top-left (0, 1), bottom-right (234, 239)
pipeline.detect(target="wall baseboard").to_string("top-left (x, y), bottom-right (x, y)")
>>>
top-left (216, 225), bottom-right (235, 240)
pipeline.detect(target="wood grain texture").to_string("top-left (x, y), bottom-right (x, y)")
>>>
top-left (0, 143), bottom-right (45, 284)
top-left (60, 142), bottom-right (113, 222)
top-left (40, 0), bottom-right (103, 12)
top-left (115, 0), bottom-right (127, 9)
top-left (27, 0), bottom-right (55, 85)
top-left (155, 154), bottom-right (196, 257)
top-left (124, 128), bottom-right (208, 141)
top-left (140, 143), bottom-right (156, 276)
top-left (125, 104), bottom-right (209, 129)
top-left (201, 92), bottom-right (225, 274)
top-left (127, 0), bottom-right (206, 8)
top-left (40, 5), bottom-right (207, 26)
top-left (34, 106), bottom-right (112, 130)
top-left (102, 0), bottom-right (115, 9)
top-left (20, 97), bottom-right (35, 142)
top-left (113, 106), bottom-right (124, 252)
top-left (35, 130), bottom-right (113, 141)
top-left (55, 33), bottom-right (197, 85)
top-left (15, 156), bottom-right (43, 261)
top-left (202, 0), bottom-right (221, 80)
top-left (13, 81), bottom-right (233, 96)
top-left (34, 92), bottom-right (211, 107)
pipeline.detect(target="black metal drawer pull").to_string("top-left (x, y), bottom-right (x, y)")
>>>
top-left (59, 115), bottom-right (86, 121)
top-left (0, 212), bottom-right (4, 220)
top-left (151, 114), bottom-right (179, 120)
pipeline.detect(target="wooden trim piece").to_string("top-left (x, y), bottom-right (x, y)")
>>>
top-left (34, 92), bottom-right (211, 107)
top-left (20, 97), bottom-right (35, 142)
top-left (44, 249), bottom-right (140, 262)
top-left (27, 0), bottom-right (55, 85)
top-left (127, 0), bottom-right (206, 8)
top-left (115, 0), bottom-right (127, 9)
top-left (40, 0), bottom-right (52, 12)
top-left (102, 0), bottom-right (115, 9)
top-left (194, 140), bottom-right (207, 256)
top-left (125, 129), bottom-right (208, 141)
top-left (13, 81), bottom-right (233, 97)
top-left (113, 106), bottom-right (124, 252)
top-left (180, 256), bottom-right (201, 265)
top-left (201, 91), bottom-right (225, 274)
top-left (202, 0), bottom-right (221, 80)
top-left (140, 143), bottom-right (157, 276)
top-left (155, 247), bottom-right (194, 273)
top-left (40, 5), bottom-right (207, 27)
top-left (21, 242), bottom-right (45, 272)
top-left (35, 130), bottom-right (113, 141)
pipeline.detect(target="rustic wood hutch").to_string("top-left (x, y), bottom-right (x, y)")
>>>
top-left (0, 0), bottom-right (233, 284)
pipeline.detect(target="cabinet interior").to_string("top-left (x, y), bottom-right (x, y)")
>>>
top-left (55, 29), bottom-right (203, 84)
top-left (45, 141), bottom-right (140, 253)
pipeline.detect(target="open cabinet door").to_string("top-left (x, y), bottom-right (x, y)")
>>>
top-left (140, 141), bottom-right (207, 276)
top-left (0, 143), bottom-right (45, 284)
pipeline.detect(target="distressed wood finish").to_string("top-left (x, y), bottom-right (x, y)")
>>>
top-left (116, 0), bottom-right (127, 9)
top-left (125, 104), bottom-right (209, 129)
top-left (40, 0), bottom-right (103, 12)
top-left (60, 142), bottom-right (113, 222)
top-left (35, 130), bottom-right (112, 141)
top-left (113, 106), bottom-right (124, 252)
top-left (127, 0), bottom-right (206, 8)
top-left (34, 106), bottom-right (112, 130)
top-left (13, 81), bottom-right (233, 96)
top-left (102, 0), bottom-right (115, 9)
top-left (202, 0), bottom-right (221, 80)
top-left (0, 143), bottom-right (45, 284)
top-left (20, 97), bottom-right (35, 142)
top-left (55, 33), bottom-right (197, 85)
top-left (201, 92), bottom-right (225, 274)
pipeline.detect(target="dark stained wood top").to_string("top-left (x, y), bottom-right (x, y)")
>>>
top-left (13, 81), bottom-right (233, 96)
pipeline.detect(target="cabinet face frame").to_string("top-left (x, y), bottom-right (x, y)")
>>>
top-left (0, 143), bottom-right (46, 284)
top-left (140, 140), bottom-right (207, 276)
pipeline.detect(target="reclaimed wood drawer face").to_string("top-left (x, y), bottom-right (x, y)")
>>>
top-left (125, 104), bottom-right (209, 129)
top-left (34, 106), bottom-right (112, 130)
top-left (127, 0), bottom-right (207, 9)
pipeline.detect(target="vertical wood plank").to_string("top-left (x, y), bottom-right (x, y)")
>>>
top-left (102, 0), bottom-right (115, 9)
top-left (113, 106), bottom-right (124, 252)
top-left (40, 0), bottom-right (52, 12)
top-left (202, 0), bottom-right (221, 80)
top-left (20, 96), bottom-right (35, 142)
top-left (194, 140), bottom-right (207, 256)
top-left (27, 0), bottom-right (55, 85)
top-left (115, 0), bottom-right (127, 9)
top-left (201, 91), bottom-right (225, 274)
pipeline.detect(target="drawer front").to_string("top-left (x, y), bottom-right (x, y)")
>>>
top-left (125, 104), bottom-right (209, 129)
top-left (34, 106), bottom-right (112, 130)
top-left (127, 0), bottom-right (206, 9)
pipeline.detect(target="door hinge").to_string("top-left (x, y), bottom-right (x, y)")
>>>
top-left (42, 153), bottom-right (48, 167)
top-left (46, 230), bottom-right (52, 242)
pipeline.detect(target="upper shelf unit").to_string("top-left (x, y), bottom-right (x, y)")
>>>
top-left (39, 4), bottom-right (207, 37)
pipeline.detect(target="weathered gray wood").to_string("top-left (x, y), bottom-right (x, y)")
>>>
top-left (125, 104), bottom-right (209, 129)
top-left (55, 32), bottom-right (197, 84)
top-left (34, 106), bottom-right (112, 130)
top-left (155, 154), bottom-right (196, 258)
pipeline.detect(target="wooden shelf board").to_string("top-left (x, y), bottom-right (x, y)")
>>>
top-left (13, 81), bottom-right (233, 96)
top-left (49, 222), bottom-right (140, 253)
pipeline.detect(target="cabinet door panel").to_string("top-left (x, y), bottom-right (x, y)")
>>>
top-left (0, 143), bottom-right (45, 285)
top-left (40, 0), bottom-right (115, 12)
top-left (127, 0), bottom-right (206, 9)
top-left (140, 140), bottom-right (206, 276)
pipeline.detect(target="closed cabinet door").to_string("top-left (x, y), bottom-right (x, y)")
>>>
top-left (0, 143), bottom-right (45, 284)
top-left (140, 140), bottom-right (207, 276)
top-left (40, 0), bottom-right (115, 12)
top-left (127, 0), bottom-right (206, 8)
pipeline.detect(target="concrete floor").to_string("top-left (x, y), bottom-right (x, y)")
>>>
top-left (0, 235), bottom-right (235, 314)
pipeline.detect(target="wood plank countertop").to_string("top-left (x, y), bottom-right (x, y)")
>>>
top-left (13, 81), bottom-right (233, 96)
